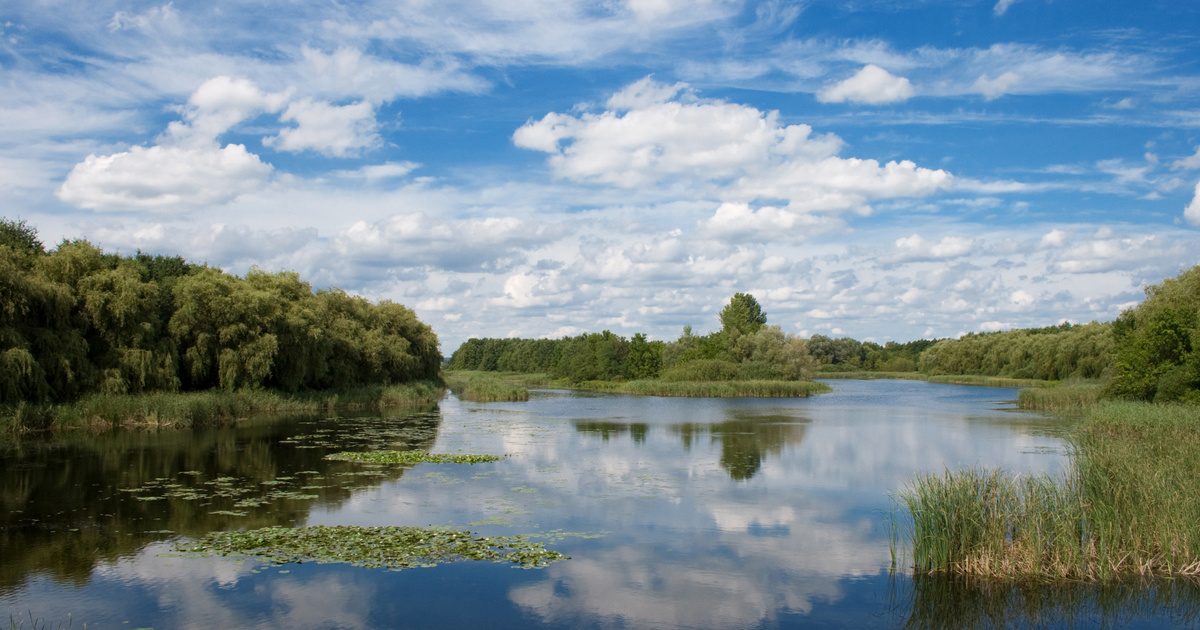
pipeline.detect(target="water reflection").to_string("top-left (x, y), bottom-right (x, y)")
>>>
top-left (4, 380), bottom-right (1191, 628)
top-left (0, 409), bottom-right (441, 594)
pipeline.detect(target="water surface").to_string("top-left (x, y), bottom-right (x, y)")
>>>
top-left (2, 380), bottom-right (1195, 628)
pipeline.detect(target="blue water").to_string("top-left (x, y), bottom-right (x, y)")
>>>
top-left (2, 380), bottom-right (1195, 628)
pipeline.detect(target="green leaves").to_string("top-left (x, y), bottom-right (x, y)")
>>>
top-left (324, 450), bottom-right (503, 465)
top-left (177, 525), bottom-right (567, 570)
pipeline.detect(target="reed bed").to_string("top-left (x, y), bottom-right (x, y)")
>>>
top-left (814, 370), bottom-right (925, 380)
top-left (444, 371), bottom-right (531, 402)
top-left (574, 379), bottom-right (831, 398)
top-left (0, 381), bottom-right (445, 433)
top-left (926, 374), bottom-right (1057, 388)
top-left (1017, 383), bottom-right (1103, 412)
top-left (901, 401), bottom-right (1200, 581)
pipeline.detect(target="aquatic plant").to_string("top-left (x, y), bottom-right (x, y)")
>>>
top-left (177, 525), bottom-right (567, 569)
top-left (324, 450), bottom-right (502, 465)
top-left (443, 371), bottom-right (530, 402)
top-left (901, 400), bottom-right (1200, 580)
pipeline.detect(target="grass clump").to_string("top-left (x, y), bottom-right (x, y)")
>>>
top-left (573, 379), bottom-right (831, 398)
top-left (900, 400), bottom-right (1200, 581)
top-left (444, 371), bottom-right (530, 402)
top-left (1018, 383), bottom-right (1103, 412)
top-left (176, 525), bottom-right (567, 570)
top-left (325, 450), bottom-right (503, 465)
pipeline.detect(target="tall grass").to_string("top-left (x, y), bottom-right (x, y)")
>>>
top-left (0, 381), bottom-right (445, 433)
top-left (573, 379), bottom-right (831, 398)
top-left (444, 371), bottom-right (531, 402)
top-left (815, 370), bottom-right (925, 380)
top-left (926, 374), bottom-right (1056, 388)
top-left (900, 401), bottom-right (1200, 580)
top-left (1018, 383), bottom-right (1103, 412)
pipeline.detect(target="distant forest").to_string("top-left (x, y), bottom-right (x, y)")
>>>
top-left (451, 266), bottom-right (1200, 403)
top-left (0, 219), bottom-right (440, 405)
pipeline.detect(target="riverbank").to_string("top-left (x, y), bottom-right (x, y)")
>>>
top-left (444, 370), bottom-right (830, 400)
top-left (901, 398), bottom-right (1200, 581)
top-left (816, 370), bottom-right (1060, 389)
top-left (0, 381), bottom-right (445, 434)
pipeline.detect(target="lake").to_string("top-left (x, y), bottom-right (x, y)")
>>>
top-left (2, 379), bottom-right (1195, 628)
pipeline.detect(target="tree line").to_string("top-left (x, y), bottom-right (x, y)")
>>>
top-left (0, 219), bottom-right (440, 405)
top-left (448, 293), bottom-right (819, 383)
top-left (449, 264), bottom-right (1200, 403)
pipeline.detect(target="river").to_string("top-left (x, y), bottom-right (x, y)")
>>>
top-left (2, 379), bottom-right (1194, 628)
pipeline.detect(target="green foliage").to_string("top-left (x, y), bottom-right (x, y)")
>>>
top-left (0, 219), bottom-right (441, 412)
top-left (447, 293), bottom-right (817, 387)
top-left (443, 371), bottom-right (530, 402)
top-left (1106, 265), bottom-right (1200, 402)
top-left (719, 292), bottom-right (767, 337)
top-left (918, 322), bottom-right (1113, 381)
top-left (177, 525), bottom-right (567, 570)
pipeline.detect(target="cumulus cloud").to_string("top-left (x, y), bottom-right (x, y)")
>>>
top-left (163, 76), bottom-right (289, 146)
top-left (892, 233), bottom-right (974, 262)
top-left (57, 144), bottom-right (271, 210)
top-left (514, 77), bottom-right (950, 217)
top-left (817, 64), bottom-right (914, 105)
top-left (266, 99), bottom-right (380, 157)
top-left (1186, 182), bottom-right (1200, 227)
top-left (1039, 228), bottom-right (1067, 248)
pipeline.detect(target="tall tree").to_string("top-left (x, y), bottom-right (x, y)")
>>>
top-left (719, 293), bottom-right (767, 337)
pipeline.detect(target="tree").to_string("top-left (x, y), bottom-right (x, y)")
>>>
top-left (719, 293), bottom-right (767, 337)
top-left (1106, 265), bottom-right (1200, 402)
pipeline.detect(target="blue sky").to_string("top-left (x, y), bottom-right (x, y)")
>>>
top-left (3, 0), bottom-right (1199, 352)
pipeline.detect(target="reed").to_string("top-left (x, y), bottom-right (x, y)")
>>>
top-left (1017, 383), bottom-right (1103, 412)
top-left (0, 381), bottom-right (445, 433)
top-left (926, 374), bottom-right (1056, 388)
top-left (900, 400), bottom-right (1200, 581)
top-left (443, 371), bottom-right (531, 402)
top-left (815, 370), bottom-right (925, 380)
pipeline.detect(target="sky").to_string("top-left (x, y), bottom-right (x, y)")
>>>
top-left (3, 0), bottom-right (1200, 353)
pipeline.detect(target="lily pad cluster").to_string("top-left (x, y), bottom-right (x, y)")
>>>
top-left (324, 450), bottom-right (503, 465)
top-left (177, 525), bottom-right (567, 569)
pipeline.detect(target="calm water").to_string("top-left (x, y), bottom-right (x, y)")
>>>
top-left (2, 379), bottom-right (1197, 628)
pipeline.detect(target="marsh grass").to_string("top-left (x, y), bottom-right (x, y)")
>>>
top-left (901, 401), bottom-right (1200, 581)
top-left (1018, 383), bottom-right (1103, 412)
top-left (0, 381), bottom-right (445, 433)
top-left (814, 371), bottom-right (1059, 389)
top-left (573, 379), bottom-right (831, 398)
top-left (926, 374), bottom-right (1057, 388)
top-left (443, 371), bottom-right (531, 402)
top-left (325, 450), bottom-right (502, 465)
top-left (176, 525), bottom-right (567, 570)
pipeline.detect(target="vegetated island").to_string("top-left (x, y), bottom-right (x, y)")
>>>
top-left (446, 292), bottom-right (831, 401)
top-left (0, 219), bottom-right (442, 433)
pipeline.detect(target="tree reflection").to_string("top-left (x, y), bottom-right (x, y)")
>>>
top-left (574, 412), bottom-right (810, 481)
top-left (0, 408), bottom-right (441, 593)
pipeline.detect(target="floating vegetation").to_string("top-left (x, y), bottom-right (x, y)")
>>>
top-left (177, 525), bottom-right (568, 570)
top-left (324, 450), bottom-right (503, 465)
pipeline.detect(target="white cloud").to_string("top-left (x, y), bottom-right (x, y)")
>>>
top-left (1039, 228), bottom-right (1067, 248)
top-left (1172, 148), bottom-right (1200, 171)
top-left (993, 0), bottom-right (1019, 16)
top-left (1010, 290), bottom-right (1034, 307)
top-left (817, 65), bottom-right (914, 105)
top-left (298, 47), bottom-right (487, 104)
top-left (972, 71), bottom-right (1021, 99)
top-left (163, 76), bottom-right (289, 147)
top-left (892, 234), bottom-right (974, 262)
top-left (514, 78), bottom-right (950, 214)
top-left (332, 161), bottom-right (420, 181)
top-left (1186, 181), bottom-right (1200, 227)
top-left (266, 99), bottom-right (380, 157)
top-left (57, 144), bottom-right (271, 211)
top-left (980, 321), bottom-right (1011, 332)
